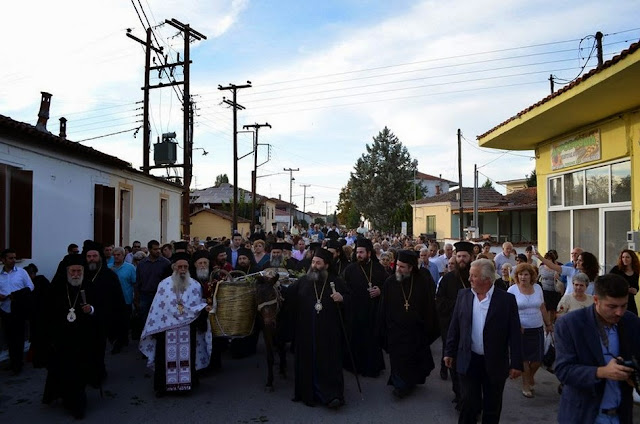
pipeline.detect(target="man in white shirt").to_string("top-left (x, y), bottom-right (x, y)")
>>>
top-left (0, 248), bottom-right (34, 375)
top-left (444, 258), bottom-right (523, 423)
top-left (494, 242), bottom-right (516, 273)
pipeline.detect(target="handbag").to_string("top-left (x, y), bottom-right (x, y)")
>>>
top-left (543, 332), bottom-right (556, 372)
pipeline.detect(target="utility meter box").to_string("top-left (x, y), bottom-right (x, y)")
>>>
top-left (627, 231), bottom-right (640, 251)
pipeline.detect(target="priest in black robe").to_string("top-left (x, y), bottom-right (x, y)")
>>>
top-left (342, 238), bottom-right (387, 377)
top-left (379, 250), bottom-right (439, 398)
top-left (290, 248), bottom-right (350, 408)
top-left (81, 242), bottom-right (127, 374)
top-left (435, 241), bottom-right (474, 408)
top-left (42, 254), bottom-right (104, 419)
top-left (327, 239), bottom-right (349, 276)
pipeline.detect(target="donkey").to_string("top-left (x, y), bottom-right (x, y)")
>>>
top-left (255, 269), bottom-right (288, 391)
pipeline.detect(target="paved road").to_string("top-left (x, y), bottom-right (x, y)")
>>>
top-left (0, 338), bottom-right (638, 423)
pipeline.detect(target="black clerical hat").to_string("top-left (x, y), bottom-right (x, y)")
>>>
top-left (313, 248), bottom-right (334, 265)
top-left (192, 250), bottom-right (210, 263)
top-left (355, 238), bottom-right (373, 252)
top-left (326, 239), bottom-right (341, 250)
top-left (171, 252), bottom-right (191, 264)
top-left (63, 254), bottom-right (84, 267)
top-left (173, 241), bottom-right (188, 251)
top-left (396, 250), bottom-right (418, 267)
top-left (209, 244), bottom-right (226, 257)
top-left (454, 241), bottom-right (475, 254)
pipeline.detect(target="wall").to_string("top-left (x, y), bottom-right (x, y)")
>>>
top-left (535, 111), bottom-right (639, 252)
top-left (413, 203), bottom-right (452, 238)
top-left (0, 136), bottom-right (181, 279)
top-left (190, 212), bottom-right (250, 240)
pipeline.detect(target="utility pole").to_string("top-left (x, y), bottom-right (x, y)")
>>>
top-left (549, 74), bottom-right (554, 94)
top-left (284, 168), bottom-right (299, 229)
top-left (473, 164), bottom-right (478, 240)
top-left (243, 122), bottom-right (271, 228)
top-left (595, 31), bottom-right (604, 67)
top-left (126, 27), bottom-right (162, 173)
top-left (457, 129), bottom-right (463, 240)
top-left (323, 201), bottom-right (331, 224)
top-left (300, 184), bottom-right (311, 222)
top-left (127, 20), bottom-right (206, 240)
top-left (219, 82), bottom-right (252, 232)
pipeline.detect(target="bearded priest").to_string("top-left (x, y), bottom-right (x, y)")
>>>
top-left (139, 252), bottom-right (212, 397)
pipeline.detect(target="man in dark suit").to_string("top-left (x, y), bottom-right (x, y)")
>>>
top-left (555, 273), bottom-right (640, 424)
top-left (444, 258), bottom-right (523, 424)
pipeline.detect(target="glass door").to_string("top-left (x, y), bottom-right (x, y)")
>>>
top-left (602, 208), bottom-right (631, 273)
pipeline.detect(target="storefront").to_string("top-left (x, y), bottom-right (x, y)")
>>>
top-left (477, 40), bottom-right (640, 272)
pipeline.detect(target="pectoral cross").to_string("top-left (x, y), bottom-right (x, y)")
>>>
top-left (404, 301), bottom-right (410, 312)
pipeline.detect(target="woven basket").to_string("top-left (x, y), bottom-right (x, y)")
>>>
top-left (210, 280), bottom-right (257, 337)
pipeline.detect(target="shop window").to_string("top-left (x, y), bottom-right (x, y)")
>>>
top-left (611, 161), bottom-right (631, 203)
top-left (564, 171), bottom-right (584, 206)
top-left (573, 209), bottom-right (599, 254)
top-left (549, 211), bottom-right (570, 260)
top-left (549, 177), bottom-right (562, 206)
top-left (586, 165), bottom-right (609, 204)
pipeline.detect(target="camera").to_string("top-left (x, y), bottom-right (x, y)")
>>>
top-left (617, 356), bottom-right (640, 395)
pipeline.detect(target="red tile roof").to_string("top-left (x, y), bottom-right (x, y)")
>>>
top-left (477, 40), bottom-right (640, 140)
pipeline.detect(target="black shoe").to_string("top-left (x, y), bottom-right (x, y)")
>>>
top-left (440, 367), bottom-right (448, 380)
top-left (327, 398), bottom-right (344, 409)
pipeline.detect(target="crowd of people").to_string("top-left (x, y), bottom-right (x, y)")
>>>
top-left (1, 222), bottom-right (640, 422)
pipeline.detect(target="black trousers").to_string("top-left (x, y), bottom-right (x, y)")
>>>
top-left (457, 353), bottom-right (506, 424)
top-left (0, 310), bottom-right (26, 373)
top-left (442, 334), bottom-right (460, 398)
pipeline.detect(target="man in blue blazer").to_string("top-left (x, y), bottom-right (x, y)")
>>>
top-left (444, 258), bottom-right (523, 424)
top-left (555, 273), bottom-right (640, 424)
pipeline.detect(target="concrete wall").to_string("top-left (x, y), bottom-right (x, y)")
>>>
top-left (190, 212), bottom-right (250, 240)
top-left (0, 137), bottom-right (182, 279)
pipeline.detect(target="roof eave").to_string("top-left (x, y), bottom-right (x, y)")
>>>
top-left (477, 44), bottom-right (640, 150)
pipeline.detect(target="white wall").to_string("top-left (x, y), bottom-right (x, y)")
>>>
top-left (1, 137), bottom-right (181, 280)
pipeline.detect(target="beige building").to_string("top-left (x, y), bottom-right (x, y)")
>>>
top-left (190, 209), bottom-right (251, 240)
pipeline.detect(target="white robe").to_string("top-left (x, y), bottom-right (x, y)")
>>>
top-left (139, 277), bottom-right (212, 371)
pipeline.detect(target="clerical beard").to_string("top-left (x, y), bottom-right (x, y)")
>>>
top-left (196, 268), bottom-right (209, 282)
top-left (395, 271), bottom-right (410, 282)
top-left (87, 262), bottom-right (100, 272)
top-left (171, 270), bottom-right (189, 292)
top-left (270, 256), bottom-right (283, 268)
top-left (455, 263), bottom-right (470, 282)
top-left (307, 267), bottom-right (328, 283)
top-left (67, 274), bottom-right (83, 287)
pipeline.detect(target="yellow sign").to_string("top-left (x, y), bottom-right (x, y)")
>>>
top-left (551, 130), bottom-right (601, 171)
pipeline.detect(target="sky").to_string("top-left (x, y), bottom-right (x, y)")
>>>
top-left (1, 0), bottom-right (639, 216)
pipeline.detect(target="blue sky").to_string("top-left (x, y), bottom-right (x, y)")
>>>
top-left (1, 0), bottom-right (639, 215)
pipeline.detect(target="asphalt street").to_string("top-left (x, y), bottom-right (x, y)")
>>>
top-left (1, 337), bottom-right (638, 423)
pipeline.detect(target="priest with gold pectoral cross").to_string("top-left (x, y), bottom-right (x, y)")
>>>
top-left (378, 249), bottom-right (440, 399)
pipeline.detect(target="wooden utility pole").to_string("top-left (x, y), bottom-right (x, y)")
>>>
top-left (242, 122), bottom-right (271, 228)
top-left (284, 168), bottom-right (299, 229)
top-left (457, 129), bottom-right (463, 240)
top-left (128, 20), bottom-right (206, 240)
top-left (219, 82), bottom-right (252, 231)
top-left (126, 27), bottom-right (162, 173)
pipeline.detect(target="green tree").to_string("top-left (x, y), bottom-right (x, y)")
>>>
top-left (526, 169), bottom-right (537, 187)
top-left (481, 178), bottom-right (494, 189)
top-left (314, 217), bottom-right (325, 226)
top-left (336, 182), bottom-right (361, 229)
top-left (349, 127), bottom-right (417, 232)
top-left (214, 173), bottom-right (229, 187)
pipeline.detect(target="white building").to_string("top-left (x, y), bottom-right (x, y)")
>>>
top-left (415, 171), bottom-right (457, 197)
top-left (0, 93), bottom-right (182, 279)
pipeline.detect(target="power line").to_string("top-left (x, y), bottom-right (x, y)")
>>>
top-left (76, 126), bottom-right (142, 143)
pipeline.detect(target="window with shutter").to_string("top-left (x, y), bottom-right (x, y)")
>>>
top-left (0, 164), bottom-right (33, 258)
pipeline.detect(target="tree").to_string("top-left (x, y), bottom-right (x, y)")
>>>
top-left (314, 217), bottom-right (325, 226)
top-left (336, 182), bottom-right (361, 229)
top-left (481, 178), bottom-right (494, 189)
top-left (349, 127), bottom-right (417, 232)
top-left (526, 169), bottom-right (537, 187)
top-left (214, 173), bottom-right (229, 187)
